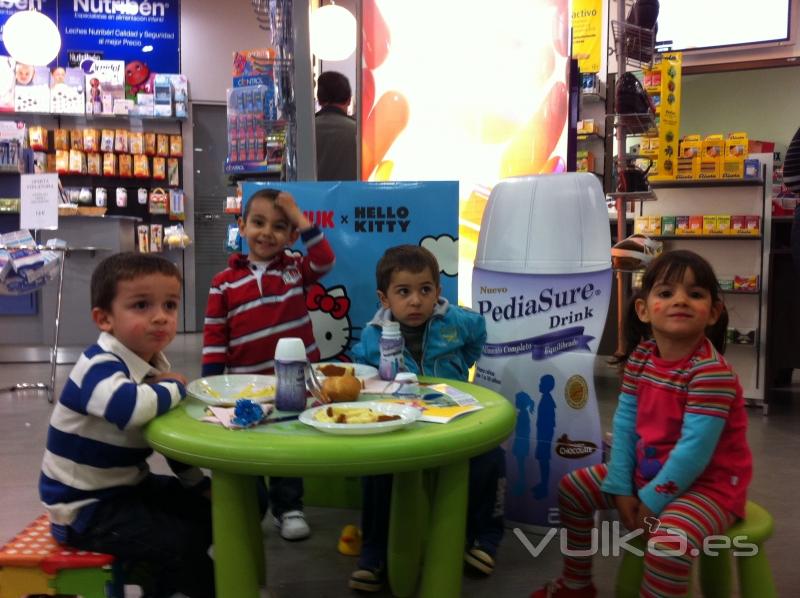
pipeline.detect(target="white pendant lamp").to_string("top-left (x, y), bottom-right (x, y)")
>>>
top-left (310, 2), bottom-right (356, 61)
top-left (4, 9), bottom-right (61, 66)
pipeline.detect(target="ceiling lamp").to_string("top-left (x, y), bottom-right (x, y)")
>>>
top-left (4, 9), bottom-right (61, 66)
top-left (310, 3), bottom-right (356, 61)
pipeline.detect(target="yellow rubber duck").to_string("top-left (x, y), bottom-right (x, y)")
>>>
top-left (337, 524), bottom-right (362, 556)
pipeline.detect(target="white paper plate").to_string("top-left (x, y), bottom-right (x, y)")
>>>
top-left (187, 374), bottom-right (276, 406)
top-left (311, 362), bottom-right (379, 380)
top-left (299, 401), bottom-right (420, 435)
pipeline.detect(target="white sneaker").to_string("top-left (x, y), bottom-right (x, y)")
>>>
top-left (274, 510), bottom-right (310, 541)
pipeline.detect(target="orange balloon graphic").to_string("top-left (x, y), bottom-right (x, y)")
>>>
top-left (499, 81), bottom-right (567, 179)
top-left (361, 68), bottom-right (375, 130)
top-left (362, 0), bottom-right (391, 70)
top-left (362, 91), bottom-right (410, 180)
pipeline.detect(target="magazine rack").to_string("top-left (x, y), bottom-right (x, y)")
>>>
top-left (0, 245), bottom-right (107, 402)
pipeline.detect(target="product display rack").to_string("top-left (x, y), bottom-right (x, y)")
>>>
top-left (607, 1), bottom-right (659, 357)
top-left (0, 111), bottom-right (187, 255)
top-left (639, 165), bottom-right (771, 409)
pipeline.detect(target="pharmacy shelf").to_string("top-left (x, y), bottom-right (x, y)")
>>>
top-left (650, 178), bottom-right (764, 189)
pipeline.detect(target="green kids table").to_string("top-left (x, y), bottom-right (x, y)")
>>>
top-left (145, 378), bottom-right (515, 598)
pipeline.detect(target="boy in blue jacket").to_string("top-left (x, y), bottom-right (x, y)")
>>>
top-left (349, 244), bottom-right (506, 592)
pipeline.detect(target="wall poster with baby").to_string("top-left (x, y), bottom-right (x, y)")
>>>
top-left (242, 181), bottom-right (458, 362)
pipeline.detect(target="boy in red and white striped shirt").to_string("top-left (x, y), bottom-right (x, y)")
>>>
top-left (202, 189), bottom-right (335, 540)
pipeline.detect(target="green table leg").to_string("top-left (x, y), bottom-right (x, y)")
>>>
top-left (388, 470), bottom-right (426, 597)
top-left (212, 471), bottom-right (263, 598)
top-left (418, 459), bottom-right (469, 598)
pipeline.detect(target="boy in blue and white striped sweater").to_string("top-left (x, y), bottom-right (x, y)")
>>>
top-left (39, 253), bottom-right (215, 598)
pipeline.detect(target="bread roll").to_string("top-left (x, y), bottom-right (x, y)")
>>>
top-left (322, 374), bottom-right (362, 403)
top-left (318, 363), bottom-right (354, 377)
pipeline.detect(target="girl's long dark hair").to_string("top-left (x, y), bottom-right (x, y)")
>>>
top-left (613, 250), bottom-right (729, 365)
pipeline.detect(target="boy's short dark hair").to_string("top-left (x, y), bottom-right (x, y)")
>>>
top-left (242, 188), bottom-right (280, 221)
top-left (376, 245), bottom-right (440, 293)
top-left (91, 252), bottom-right (182, 311)
top-left (317, 71), bottom-right (352, 105)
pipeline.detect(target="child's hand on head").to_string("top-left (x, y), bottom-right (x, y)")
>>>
top-left (150, 371), bottom-right (188, 386)
top-left (275, 192), bottom-right (311, 230)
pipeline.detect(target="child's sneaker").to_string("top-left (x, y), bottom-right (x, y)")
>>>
top-left (273, 510), bottom-right (310, 540)
top-left (530, 578), bottom-right (597, 598)
top-left (348, 567), bottom-right (384, 592)
top-left (464, 545), bottom-right (495, 575)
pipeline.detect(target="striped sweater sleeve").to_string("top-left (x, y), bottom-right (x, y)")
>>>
top-left (638, 362), bottom-right (736, 514)
top-left (202, 272), bottom-right (230, 369)
top-left (299, 226), bottom-right (335, 282)
top-left (64, 356), bottom-right (184, 429)
top-left (601, 345), bottom-right (647, 495)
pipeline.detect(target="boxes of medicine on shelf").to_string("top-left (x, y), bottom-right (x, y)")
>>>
top-left (698, 157), bottom-right (721, 179)
top-left (744, 158), bottom-right (761, 179)
top-left (726, 132), bottom-right (749, 158)
top-left (733, 275), bottom-right (759, 291)
top-left (85, 60), bottom-right (125, 115)
top-left (730, 215), bottom-right (760, 236)
top-left (576, 150), bottom-right (594, 173)
top-left (15, 66), bottom-right (50, 112)
top-left (680, 135), bottom-right (702, 158)
top-left (153, 75), bottom-right (173, 117)
top-left (676, 215), bottom-right (704, 235)
top-left (676, 157), bottom-right (699, 179)
top-left (718, 279), bottom-right (734, 291)
top-left (577, 119), bottom-right (597, 135)
top-left (722, 158), bottom-right (744, 179)
top-left (643, 70), bottom-right (661, 89)
top-left (703, 214), bottom-right (730, 235)
top-left (748, 139), bottom-right (774, 154)
top-left (661, 215), bottom-right (676, 235)
top-left (702, 134), bottom-right (724, 159)
top-left (634, 216), bottom-right (661, 235)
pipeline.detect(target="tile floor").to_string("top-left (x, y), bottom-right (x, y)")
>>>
top-left (0, 332), bottom-right (797, 597)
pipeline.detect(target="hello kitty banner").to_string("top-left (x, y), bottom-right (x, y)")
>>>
top-left (242, 181), bottom-right (459, 361)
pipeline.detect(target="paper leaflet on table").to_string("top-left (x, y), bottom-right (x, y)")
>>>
top-left (201, 404), bottom-right (274, 429)
top-left (363, 382), bottom-right (483, 424)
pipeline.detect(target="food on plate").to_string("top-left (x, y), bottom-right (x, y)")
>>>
top-left (316, 363), bottom-right (355, 377)
top-left (234, 383), bottom-right (275, 400)
top-left (314, 405), bottom-right (401, 424)
top-left (321, 374), bottom-right (362, 403)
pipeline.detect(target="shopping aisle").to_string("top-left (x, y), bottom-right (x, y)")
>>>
top-left (1, 333), bottom-right (797, 596)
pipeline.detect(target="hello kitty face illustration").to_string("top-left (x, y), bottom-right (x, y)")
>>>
top-left (306, 283), bottom-right (357, 361)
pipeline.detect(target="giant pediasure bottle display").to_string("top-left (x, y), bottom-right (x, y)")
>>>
top-left (472, 173), bottom-right (611, 529)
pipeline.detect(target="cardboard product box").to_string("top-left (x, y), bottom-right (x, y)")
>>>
top-left (715, 214), bottom-right (732, 235)
top-left (170, 75), bottom-right (188, 118)
top-left (698, 157), bottom-right (721, 179)
top-left (50, 67), bottom-right (85, 114)
top-left (726, 132), bottom-right (749, 159)
top-left (718, 279), bottom-right (734, 291)
top-left (730, 215), bottom-right (760, 236)
top-left (14, 66), bottom-right (50, 112)
top-left (744, 158), bottom-right (761, 179)
top-left (733, 275), bottom-right (759, 291)
top-left (703, 215), bottom-right (718, 235)
top-left (687, 215), bottom-right (704, 235)
top-left (85, 60), bottom-right (125, 115)
top-left (661, 215), bottom-right (676, 236)
top-left (680, 134), bottom-right (702, 158)
top-left (649, 216), bottom-right (662, 235)
top-left (634, 216), bottom-right (650, 235)
top-left (702, 134), bottom-right (725, 159)
top-left (153, 74), bottom-right (173, 117)
top-left (676, 156), bottom-right (699, 179)
top-left (675, 215), bottom-right (690, 235)
top-left (722, 158), bottom-right (744, 179)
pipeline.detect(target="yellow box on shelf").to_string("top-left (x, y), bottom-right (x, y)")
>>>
top-left (722, 158), bottom-right (744, 179)
top-left (703, 214), bottom-right (730, 235)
